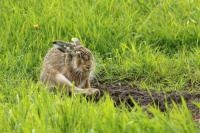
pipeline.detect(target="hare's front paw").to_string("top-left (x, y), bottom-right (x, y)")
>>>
top-left (86, 88), bottom-right (100, 97)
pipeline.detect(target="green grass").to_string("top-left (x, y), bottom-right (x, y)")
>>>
top-left (0, 0), bottom-right (199, 132)
top-left (0, 82), bottom-right (198, 133)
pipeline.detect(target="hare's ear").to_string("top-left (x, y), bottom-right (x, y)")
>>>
top-left (71, 38), bottom-right (81, 45)
top-left (51, 41), bottom-right (66, 52)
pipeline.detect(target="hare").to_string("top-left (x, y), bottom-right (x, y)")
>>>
top-left (40, 38), bottom-right (100, 96)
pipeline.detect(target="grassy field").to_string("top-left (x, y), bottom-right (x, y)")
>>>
top-left (0, 0), bottom-right (200, 132)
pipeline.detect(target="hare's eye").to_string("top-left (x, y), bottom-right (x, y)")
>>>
top-left (84, 64), bottom-right (91, 70)
top-left (87, 65), bottom-right (91, 68)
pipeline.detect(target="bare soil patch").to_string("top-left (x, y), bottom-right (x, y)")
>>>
top-left (93, 82), bottom-right (200, 121)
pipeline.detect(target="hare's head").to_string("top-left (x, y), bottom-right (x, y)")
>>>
top-left (72, 45), bottom-right (94, 72)
top-left (52, 38), bottom-right (94, 72)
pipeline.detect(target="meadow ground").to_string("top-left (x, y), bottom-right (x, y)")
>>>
top-left (0, 0), bottom-right (200, 132)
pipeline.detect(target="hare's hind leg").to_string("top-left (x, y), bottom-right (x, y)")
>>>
top-left (41, 69), bottom-right (72, 91)
top-left (55, 73), bottom-right (99, 95)
top-left (41, 69), bottom-right (99, 95)
top-left (41, 69), bottom-right (69, 88)
top-left (55, 74), bottom-right (73, 88)
top-left (55, 73), bottom-right (81, 92)
top-left (56, 74), bottom-right (100, 96)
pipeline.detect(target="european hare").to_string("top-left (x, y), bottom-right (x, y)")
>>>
top-left (40, 38), bottom-right (100, 96)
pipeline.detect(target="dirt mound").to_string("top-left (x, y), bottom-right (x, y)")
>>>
top-left (93, 82), bottom-right (200, 120)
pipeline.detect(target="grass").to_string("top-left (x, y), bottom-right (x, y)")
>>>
top-left (0, 82), bottom-right (198, 133)
top-left (0, 0), bottom-right (199, 132)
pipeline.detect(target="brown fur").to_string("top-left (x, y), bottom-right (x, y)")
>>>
top-left (40, 39), bottom-right (99, 96)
